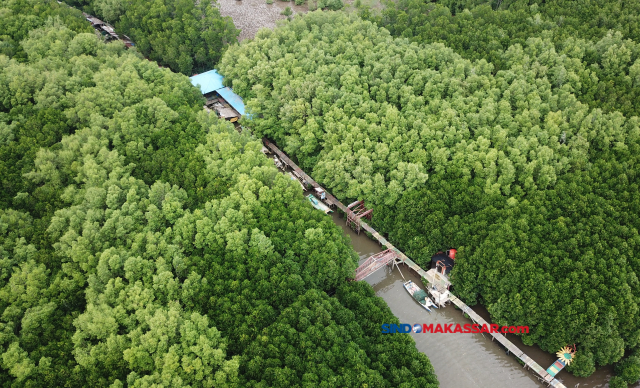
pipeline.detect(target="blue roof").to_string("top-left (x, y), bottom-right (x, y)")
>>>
top-left (190, 69), bottom-right (224, 94)
top-left (217, 87), bottom-right (245, 116)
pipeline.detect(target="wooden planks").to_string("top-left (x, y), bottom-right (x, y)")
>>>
top-left (494, 333), bottom-right (524, 357)
top-left (264, 138), bottom-right (349, 213)
top-left (550, 378), bottom-right (566, 387)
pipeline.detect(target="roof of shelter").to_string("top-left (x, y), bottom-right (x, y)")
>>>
top-left (216, 87), bottom-right (245, 116)
top-left (190, 69), bottom-right (225, 95)
top-left (431, 252), bottom-right (455, 273)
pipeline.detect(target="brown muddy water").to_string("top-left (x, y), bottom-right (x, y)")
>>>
top-left (327, 209), bottom-right (638, 388)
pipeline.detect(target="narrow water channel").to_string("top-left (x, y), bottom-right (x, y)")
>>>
top-left (328, 210), bottom-right (635, 388)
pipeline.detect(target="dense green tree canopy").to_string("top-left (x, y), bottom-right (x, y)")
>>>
top-left (116, 0), bottom-right (239, 75)
top-left (353, 2), bottom-right (640, 382)
top-left (0, 0), bottom-right (92, 61)
top-left (0, 6), bottom-right (439, 387)
top-left (65, 0), bottom-right (239, 75)
top-left (358, 0), bottom-right (640, 118)
top-left (218, 10), bottom-right (640, 378)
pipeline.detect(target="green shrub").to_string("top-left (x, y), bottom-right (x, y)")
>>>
top-left (317, 0), bottom-right (342, 9)
top-left (609, 376), bottom-right (628, 388)
top-left (615, 356), bottom-right (640, 384)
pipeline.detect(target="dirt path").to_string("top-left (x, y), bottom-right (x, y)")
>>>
top-left (216, 0), bottom-right (309, 41)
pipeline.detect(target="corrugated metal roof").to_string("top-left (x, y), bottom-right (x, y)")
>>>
top-left (217, 87), bottom-right (245, 115)
top-left (190, 70), bottom-right (225, 95)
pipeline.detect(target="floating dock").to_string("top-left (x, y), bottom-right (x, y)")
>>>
top-left (263, 137), bottom-right (566, 388)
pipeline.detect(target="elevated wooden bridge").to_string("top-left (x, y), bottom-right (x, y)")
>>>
top-left (354, 249), bottom-right (397, 281)
top-left (263, 137), bottom-right (566, 388)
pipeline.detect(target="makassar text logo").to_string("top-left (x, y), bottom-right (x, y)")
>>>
top-left (381, 323), bottom-right (529, 334)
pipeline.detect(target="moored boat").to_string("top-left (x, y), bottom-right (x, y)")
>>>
top-left (307, 194), bottom-right (333, 214)
top-left (289, 172), bottom-right (306, 190)
top-left (403, 280), bottom-right (437, 312)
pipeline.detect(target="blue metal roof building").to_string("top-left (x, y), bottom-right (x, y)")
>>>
top-left (216, 87), bottom-right (245, 116)
top-left (190, 69), bottom-right (225, 94)
top-left (189, 70), bottom-right (246, 118)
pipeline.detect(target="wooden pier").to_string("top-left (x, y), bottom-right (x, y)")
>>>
top-left (264, 138), bottom-right (340, 209)
top-left (263, 137), bottom-right (567, 388)
top-left (450, 295), bottom-right (566, 387)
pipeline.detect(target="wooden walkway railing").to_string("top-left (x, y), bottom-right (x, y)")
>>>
top-left (448, 296), bottom-right (565, 387)
top-left (355, 249), bottom-right (397, 281)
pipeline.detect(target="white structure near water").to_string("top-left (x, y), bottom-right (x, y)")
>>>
top-left (424, 268), bottom-right (452, 307)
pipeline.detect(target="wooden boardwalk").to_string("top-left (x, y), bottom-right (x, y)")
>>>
top-left (264, 138), bottom-right (345, 210)
top-left (449, 295), bottom-right (565, 387)
top-left (263, 137), bottom-right (567, 388)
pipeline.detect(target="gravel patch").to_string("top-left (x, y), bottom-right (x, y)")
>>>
top-left (216, 0), bottom-right (309, 41)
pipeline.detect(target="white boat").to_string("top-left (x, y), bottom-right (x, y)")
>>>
top-left (289, 172), bottom-right (306, 190)
top-left (404, 280), bottom-right (438, 312)
top-left (307, 194), bottom-right (333, 214)
top-left (273, 156), bottom-right (284, 169)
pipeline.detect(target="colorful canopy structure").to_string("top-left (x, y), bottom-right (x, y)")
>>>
top-left (546, 345), bottom-right (576, 377)
top-left (556, 346), bottom-right (576, 365)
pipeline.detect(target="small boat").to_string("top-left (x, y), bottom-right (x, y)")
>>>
top-left (307, 194), bottom-right (333, 214)
top-left (404, 280), bottom-right (438, 312)
top-left (289, 172), bottom-right (305, 190)
top-left (273, 156), bottom-right (284, 170)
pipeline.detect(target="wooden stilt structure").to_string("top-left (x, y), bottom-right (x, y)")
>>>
top-left (346, 201), bottom-right (373, 234)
